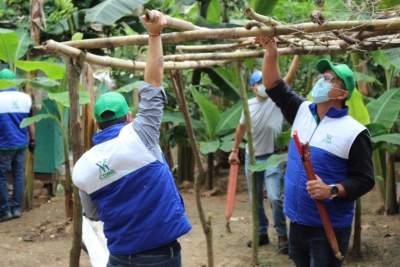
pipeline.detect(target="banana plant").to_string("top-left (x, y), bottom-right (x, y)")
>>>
top-left (366, 88), bottom-right (400, 215)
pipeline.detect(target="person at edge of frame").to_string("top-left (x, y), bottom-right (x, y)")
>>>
top-left (254, 35), bottom-right (374, 267)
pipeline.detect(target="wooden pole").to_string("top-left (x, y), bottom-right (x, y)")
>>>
top-left (235, 61), bottom-right (259, 265)
top-left (66, 53), bottom-right (86, 267)
top-left (33, 18), bottom-right (400, 50)
top-left (169, 70), bottom-right (214, 267)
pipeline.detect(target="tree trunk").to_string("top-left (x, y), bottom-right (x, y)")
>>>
top-left (351, 197), bottom-right (362, 257)
top-left (206, 153), bottom-right (214, 190)
top-left (235, 61), bottom-right (259, 265)
top-left (63, 132), bottom-right (73, 219)
top-left (82, 63), bottom-right (94, 152)
top-left (66, 53), bottom-right (86, 267)
top-left (22, 0), bottom-right (43, 212)
top-left (170, 70), bottom-right (214, 267)
top-left (177, 144), bottom-right (194, 183)
top-left (160, 123), bottom-right (174, 170)
top-left (350, 53), bottom-right (370, 96)
top-left (385, 152), bottom-right (399, 215)
top-left (373, 150), bottom-right (386, 205)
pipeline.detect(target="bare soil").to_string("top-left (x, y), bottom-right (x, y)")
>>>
top-left (1, 164), bottom-right (400, 267)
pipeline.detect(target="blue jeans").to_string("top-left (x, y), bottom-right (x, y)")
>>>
top-left (107, 241), bottom-right (182, 267)
top-left (245, 153), bottom-right (286, 236)
top-left (289, 222), bottom-right (352, 267)
top-left (0, 148), bottom-right (26, 215)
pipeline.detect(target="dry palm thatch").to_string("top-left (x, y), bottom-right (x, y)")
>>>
top-left (34, 6), bottom-right (400, 70)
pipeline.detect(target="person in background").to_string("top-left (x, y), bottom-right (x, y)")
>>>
top-left (257, 35), bottom-right (374, 267)
top-left (72, 11), bottom-right (191, 267)
top-left (0, 68), bottom-right (35, 222)
top-left (228, 56), bottom-right (299, 252)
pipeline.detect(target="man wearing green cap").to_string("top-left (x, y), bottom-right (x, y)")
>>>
top-left (255, 36), bottom-right (374, 266)
top-left (72, 11), bottom-right (191, 267)
top-left (0, 68), bottom-right (36, 222)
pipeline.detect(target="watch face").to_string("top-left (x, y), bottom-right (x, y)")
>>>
top-left (331, 186), bottom-right (339, 195)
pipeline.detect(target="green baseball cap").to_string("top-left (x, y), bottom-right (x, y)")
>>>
top-left (0, 68), bottom-right (16, 80)
top-left (94, 92), bottom-right (130, 123)
top-left (316, 58), bottom-right (355, 100)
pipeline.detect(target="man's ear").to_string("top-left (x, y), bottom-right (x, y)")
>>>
top-left (338, 90), bottom-right (348, 100)
top-left (126, 111), bottom-right (133, 123)
top-left (94, 120), bottom-right (102, 130)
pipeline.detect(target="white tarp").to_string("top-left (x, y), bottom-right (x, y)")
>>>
top-left (82, 216), bottom-right (109, 267)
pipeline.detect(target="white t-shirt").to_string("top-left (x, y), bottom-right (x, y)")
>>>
top-left (239, 97), bottom-right (283, 156)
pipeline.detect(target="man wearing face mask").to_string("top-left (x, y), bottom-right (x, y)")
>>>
top-left (256, 36), bottom-right (374, 267)
top-left (228, 56), bottom-right (299, 252)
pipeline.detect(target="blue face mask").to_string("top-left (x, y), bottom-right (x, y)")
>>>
top-left (311, 78), bottom-right (333, 103)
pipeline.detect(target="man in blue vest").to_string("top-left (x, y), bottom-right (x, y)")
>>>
top-left (0, 69), bottom-right (36, 222)
top-left (73, 11), bottom-right (191, 267)
top-left (256, 36), bottom-right (375, 267)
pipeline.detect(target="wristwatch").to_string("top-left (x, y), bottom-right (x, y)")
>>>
top-left (329, 184), bottom-right (339, 199)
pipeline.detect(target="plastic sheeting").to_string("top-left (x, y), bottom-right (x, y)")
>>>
top-left (82, 216), bottom-right (109, 267)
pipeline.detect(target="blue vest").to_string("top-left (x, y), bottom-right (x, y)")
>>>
top-left (73, 124), bottom-right (191, 254)
top-left (284, 101), bottom-right (366, 228)
top-left (0, 88), bottom-right (32, 149)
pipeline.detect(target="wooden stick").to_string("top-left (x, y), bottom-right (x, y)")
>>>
top-left (34, 18), bottom-right (400, 50)
top-left (145, 9), bottom-right (205, 31)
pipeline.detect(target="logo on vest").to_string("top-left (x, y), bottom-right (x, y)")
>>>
top-left (11, 101), bottom-right (19, 110)
top-left (322, 134), bottom-right (333, 144)
top-left (96, 159), bottom-right (116, 180)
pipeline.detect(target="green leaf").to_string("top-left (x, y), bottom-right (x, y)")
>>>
top-left (249, 0), bottom-right (279, 15)
top-left (366, 123), bottom-right (388, 137)
top-left (220, 132), bottom-right (236, 142)
top-left (15, 30), bottom-right (34, 60)
top-left (20, 114), bottom-right (59, 128)
top-left (14, 60), bottom-right (66, 80)
top-left (85, 0), bottom-right (148, 25)
top-left (374, 175), bottom-right (384, 182)
top-left (220, 141), bottom-right (234, 152)
top-left (0, 29), bottom-right (18, 66)
top-left (372, 50), bottom-right (389, 69)
top-left (216, 100), bottom-right (242, 134)
top-left (190, 87), bottom-right (221, 140)
top-left (199, 140), bottom-right (220, 154)
top-left (115, 81), bottom-right (143, 93)
top-left (71, 32), bottom-right (84, 41)
top-left (247, 154), bottom-right (287, 172)
top-left (371, 133), bottom-right (400, 146)
top-left (0, 79), bottom-right (17, 89)
top-left (48, 91), bottom-right (90, 107)
top-left (366, 88), bottom-right (400, 131)
top-left (353, 72), bottom-right (376, 83)
top-left (28, 78), bottom-right (60, 93)
top-left (324, 0), bottom-right (353, 20)
top-left (346, 89), bottom-right (370, 126)
top-left (202, 68), bottom-right (240, 102)
top-left (206, 0), bottom-right (220, 23)
top-left (162, 110), bottom-right (185, 123)
top-left (276, 129), bottom-right (291, 150)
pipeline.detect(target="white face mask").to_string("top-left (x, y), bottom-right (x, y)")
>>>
top-left (256, 84), bottom-right (268, 98)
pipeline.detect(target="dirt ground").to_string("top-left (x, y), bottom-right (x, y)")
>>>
top-left (1, 164), bottom-right (400, 267)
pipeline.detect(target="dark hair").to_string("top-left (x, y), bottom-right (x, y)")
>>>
top-left (97, 110), bottom-right (127, 130)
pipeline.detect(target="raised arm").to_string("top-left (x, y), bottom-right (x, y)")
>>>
top-left (142, 11), bottom-right (167, 87)
top-left (255, 36), bottom-right (281, 90)
top-left (283, 55), bottom-right (300, 86)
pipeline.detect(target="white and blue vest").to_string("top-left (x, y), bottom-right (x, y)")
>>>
top-left (284, 101), bottom-right (366, 228)
top-left (73, 123), bottom-right (191, 254)
top-left (0, 88), bottom-right (32, 150)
